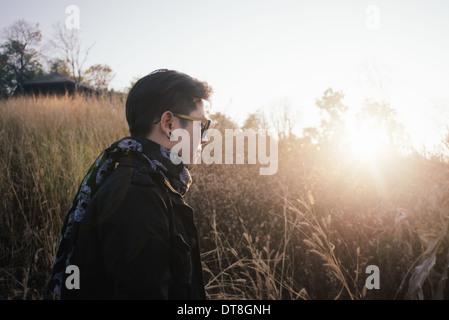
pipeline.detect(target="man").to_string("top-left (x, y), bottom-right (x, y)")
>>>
top-left (49, 69), bottom-right (213, 299)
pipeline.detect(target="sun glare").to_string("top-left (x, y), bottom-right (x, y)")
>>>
top-left (346, 118), bottom-right (391, 161)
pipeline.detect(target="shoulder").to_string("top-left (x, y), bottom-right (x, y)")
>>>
top-left (85, 166), bottom-right (172, 230)
top-left (90, 162), bottom-right (170, 211)
top-left (98, 163), bottom-right (165, 195)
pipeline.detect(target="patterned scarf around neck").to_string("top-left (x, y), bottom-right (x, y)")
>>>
top-left (49, 136), bottom-right (192, 296)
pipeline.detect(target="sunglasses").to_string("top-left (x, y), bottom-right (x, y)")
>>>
top-left (153, 112), bottom-right (211, 138)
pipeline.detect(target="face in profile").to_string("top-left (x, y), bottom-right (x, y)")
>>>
top-left (170, 99), bottom-right (210, 169)
top-left (186, 100), bottom-right (209, 169)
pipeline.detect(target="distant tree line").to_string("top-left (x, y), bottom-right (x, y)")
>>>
top-left (0, 20), bottom-right (408, 155)
top-left (236, 88), bottom-right (407, 157)
top-left (0, 19), bottom-right (116, 98)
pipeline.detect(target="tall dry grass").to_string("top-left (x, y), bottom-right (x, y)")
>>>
top-left (1, 95), bottom-right (449, 300)
top-left (0, 94), bottom-right (128, 299)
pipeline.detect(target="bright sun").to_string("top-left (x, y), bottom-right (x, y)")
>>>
top-left (346, 117), bottom-right (391, 161)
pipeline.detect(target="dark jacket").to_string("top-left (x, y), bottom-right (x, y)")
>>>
top-left (61, 140), bottom-right (205, 300)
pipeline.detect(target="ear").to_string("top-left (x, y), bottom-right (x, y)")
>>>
top-left (159, 111), bottom-right (174, 138)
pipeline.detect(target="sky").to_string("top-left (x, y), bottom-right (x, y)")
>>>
top-left (1, 0), bottom-right (449, 151)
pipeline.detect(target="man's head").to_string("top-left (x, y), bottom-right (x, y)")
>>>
top-left (126, 69), bottom-right (213, 166)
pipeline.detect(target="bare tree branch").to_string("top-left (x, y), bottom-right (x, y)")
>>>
top-left (48, 22), bottom-right (95, 83)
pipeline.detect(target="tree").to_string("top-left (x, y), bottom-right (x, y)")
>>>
top-left (267, 98), bottom-right (300, 140)
top-left (242, 109), bottom-right (268, 131)
top-left (0, 52), bottom-right (12, 98)
top-left (47, 58), bottom-right (71, 77)
top-left (49, 22), bottom-right (95, 83)
top-left (83, 64), bottom-right (114, 91)
top-left (210, 112), bottom-right (238, 133)
top-left (360, 99), bottom-right (408, 151)
top-left (303, 88), bottom-right (348, 146)
top-left (0, 19), bottom-right (44, 96)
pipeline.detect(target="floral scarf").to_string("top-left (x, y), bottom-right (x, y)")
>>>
top-left (49, 136), bottom-right (192, 296)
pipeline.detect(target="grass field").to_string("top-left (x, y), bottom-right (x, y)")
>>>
top-left (1, 95), bottom-right (449, 300)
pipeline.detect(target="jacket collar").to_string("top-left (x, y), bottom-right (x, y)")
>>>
top-left (131, 136), bottom-right (193, 197)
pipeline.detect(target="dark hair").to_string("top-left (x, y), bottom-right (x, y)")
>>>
top-left (126, 69), bottom-right (213, 137)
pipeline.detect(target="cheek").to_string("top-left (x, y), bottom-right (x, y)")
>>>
top-left (189, 123), bottom-right (202, 146)
top-left (191, 135), bottom-right (201, 151)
